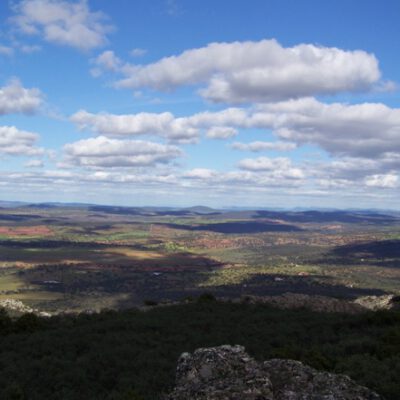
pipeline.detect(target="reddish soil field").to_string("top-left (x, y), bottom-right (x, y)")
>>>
top-left (0, 225), bottom-right (53, 237)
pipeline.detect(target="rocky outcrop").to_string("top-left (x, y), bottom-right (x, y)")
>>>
top-left (236, 292), bottom-right (400, 313)
top-left (0, 299), bottom-right (51, 317)
top-left (238, 293), bottom-right (366, 314)
top-left (166, 345), bottom-right (381, 400)
top-left (354, 294), bottom-right (400, 311)
top-left (166, 345), bottom-right (273, 400)
top-left (264, 358), bottom-right (381, 400)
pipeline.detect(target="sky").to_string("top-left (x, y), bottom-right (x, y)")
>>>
top-left (0, 0), bottom-right (399, 209)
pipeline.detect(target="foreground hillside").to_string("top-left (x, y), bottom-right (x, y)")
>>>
top-left (1, 299), bottom-right (399, 400)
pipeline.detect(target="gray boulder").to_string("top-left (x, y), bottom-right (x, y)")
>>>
top-left (166, 345), bottom-right (273, 399)
top-left (264, 358), bottom-right (381, 399)
top-left (166, 345), bottom-right (381, 400)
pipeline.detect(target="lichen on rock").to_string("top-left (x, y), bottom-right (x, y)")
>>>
top-left (166, 345), bottom-right (273, 399)
top-left (166, 345), bottom-right (381, 400)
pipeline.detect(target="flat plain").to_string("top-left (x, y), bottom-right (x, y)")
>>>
top-left (1, 203), bottom-right (399, 313)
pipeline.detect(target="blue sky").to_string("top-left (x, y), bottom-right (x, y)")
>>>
top-left (0, 0), bottom-right (399, 208)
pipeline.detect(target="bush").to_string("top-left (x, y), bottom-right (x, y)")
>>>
top-left (143, 299), bottom-right (158, 306)
top-left (0, 308), bottom-right (12, 334)
top-left (14, 313), bottom-right (41, 333)
top-left (197, 292), bottom-right (216, 303)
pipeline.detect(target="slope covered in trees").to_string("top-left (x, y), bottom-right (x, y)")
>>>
top-left (0, 299), bottom-right (399, 399)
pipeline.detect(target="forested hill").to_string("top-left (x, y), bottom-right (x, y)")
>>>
top-left (0, 298), bottom-right (399, 400)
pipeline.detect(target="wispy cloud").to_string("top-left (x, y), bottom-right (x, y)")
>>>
top-left (165, 0), bottom-right (182, 16)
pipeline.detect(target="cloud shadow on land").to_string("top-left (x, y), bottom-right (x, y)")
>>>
top-left (234, 274), bottom-right (386, 299)
top-left (254, 210), bottom-right (399, 225)
top-left (115, 271), bottom-right (386, 309)
top-left (0, 214), bottom-right (43, 222)
top-left (159, 221), bottom-right (302, 234)
top-left (320, 239), bottom-right (400, 269)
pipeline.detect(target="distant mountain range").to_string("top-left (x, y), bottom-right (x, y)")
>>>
top-left (0, 200), bottom-right (399, 217)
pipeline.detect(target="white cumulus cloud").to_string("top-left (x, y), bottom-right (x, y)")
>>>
top-left (70, 109), bottom-right (199, 143)
top-left (114, 39), bottom-right (380, 103)
top-left (63, 136), bottom-right (183, 168)
top-left (183, 168), bottom-right (218, 179)
top-left (0, 79), bottom-right (43, 115)
top-left (92, 50), bottom-right (122, 73)
top-left (11, 0), bottom-right (113, 51)
top-left (0, 126), bottom-right (44, 156)
top-left (206, 126), bottom-right (238, 139)
top-left (231, 141), bottom-right (297, 152)
top-left (24, 159), bottom-right (44, 168)
top-left (238, 156), bottom-right (305, 179)
top-left (364, 173), bottom-right (398, 188)
top-left (251, 97), bottom-right (400, 158)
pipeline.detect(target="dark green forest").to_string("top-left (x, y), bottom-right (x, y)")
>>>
top-left (1, 298), bottom-right (400, 400)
